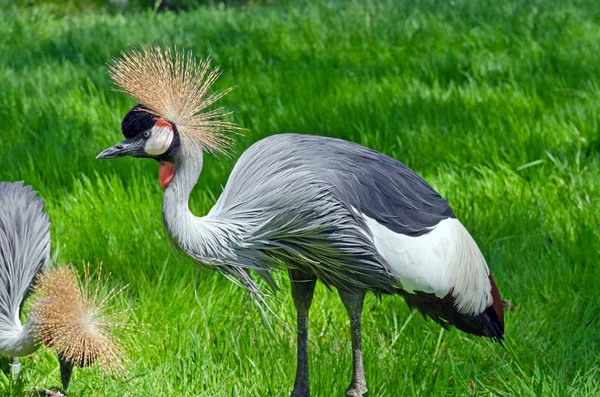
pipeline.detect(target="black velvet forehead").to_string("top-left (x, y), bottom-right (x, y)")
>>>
top-left (121, 104), bottom-right (157, 138)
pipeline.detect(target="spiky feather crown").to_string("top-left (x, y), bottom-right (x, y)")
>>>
top-left (31, 264), bottom-right (128, 373)
top-left (108, 45), bottom-right (238, 153)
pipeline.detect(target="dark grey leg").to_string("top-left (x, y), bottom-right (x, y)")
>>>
top-left (289, 269), bottom-right (317, 397)
top-left (338, 288), bottom-right (368, 397)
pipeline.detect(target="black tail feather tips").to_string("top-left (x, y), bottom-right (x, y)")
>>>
top-left (477, 306), bottom-right (505, 347)
top-left (400, 290), bottom-right (505, 346)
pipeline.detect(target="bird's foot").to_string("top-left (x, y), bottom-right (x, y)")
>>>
top-left (345, 383), bottom-right (367, 397)
top-left (290, 386), bottom-right (310, 397)
top-left (26, 388), bottom-right (67, 397)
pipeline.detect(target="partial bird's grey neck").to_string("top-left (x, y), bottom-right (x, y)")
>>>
top-left (0, 311), bottom-right (40, 357)
top-left (162, 141), bottom-right (241, 263)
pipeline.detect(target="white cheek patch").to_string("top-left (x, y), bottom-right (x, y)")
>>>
top-left (145, 125), bottom-right (174, 155)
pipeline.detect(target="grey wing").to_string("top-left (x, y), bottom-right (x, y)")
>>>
top-left (0, 182), bottom-right (51, 329)
top-left (210, 133), bottom-right (453, 293)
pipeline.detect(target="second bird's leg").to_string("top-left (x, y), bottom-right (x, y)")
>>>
top-left (338, 288), bottom-right (368, 397)
top-left (289, 269), bottom-right (317, 397)
top-left (10, 357), bottom-right (20, 380)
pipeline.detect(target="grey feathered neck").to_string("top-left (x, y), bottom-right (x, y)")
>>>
top-left (0, 182), bottom-right (49, 356)
top-left (162, 139), bottom-right (244, 263)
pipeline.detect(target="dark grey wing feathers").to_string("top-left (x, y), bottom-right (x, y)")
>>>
top-left (266, 134), bottom-right (455, 236)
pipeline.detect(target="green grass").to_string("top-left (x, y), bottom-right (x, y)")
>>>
top-left (1, 0), bottom-right (599, 395)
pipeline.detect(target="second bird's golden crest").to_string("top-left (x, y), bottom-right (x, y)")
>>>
top-left (31, 264), bottom-right (130, 374)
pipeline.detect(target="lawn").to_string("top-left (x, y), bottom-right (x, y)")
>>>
top-left (1, 0), bottom-right (599, 395)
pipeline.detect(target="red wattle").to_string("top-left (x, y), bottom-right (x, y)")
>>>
top-left (159, 161), bottom-right (175, 189)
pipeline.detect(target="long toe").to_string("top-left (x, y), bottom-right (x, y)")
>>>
top-left (345, 384), bottom-right (368, 397)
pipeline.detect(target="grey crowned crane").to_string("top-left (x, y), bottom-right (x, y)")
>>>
top-left (0, 182), bottom-right (125, 393)
top-left (97, 46), bottom-right (504, 397)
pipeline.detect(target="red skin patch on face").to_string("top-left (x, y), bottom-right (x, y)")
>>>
top-left (155, 119), bottom-right (173, 129)
top-left (159, 161), bottom-right (175, 189)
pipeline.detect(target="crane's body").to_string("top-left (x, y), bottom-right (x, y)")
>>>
top-left (162, 133), bottom-right (502, 335)
top-left (98, 46), bottom-right (504, 397)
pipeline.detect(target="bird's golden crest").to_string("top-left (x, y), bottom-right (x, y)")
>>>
top-left (31, 264), bottom-right (129, 374)
top-left (108, 44), bottom-right (239, 153)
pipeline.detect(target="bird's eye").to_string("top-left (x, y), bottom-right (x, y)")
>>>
top-left (143, 130), bottom-right (151, 138)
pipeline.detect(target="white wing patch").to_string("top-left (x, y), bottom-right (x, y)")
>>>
top-left (362, 215), bottom-right (492, 315)
top-left (145, 125), bottom-right (174, 155)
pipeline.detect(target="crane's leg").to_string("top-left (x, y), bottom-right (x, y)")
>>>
top-left (289, 269), bottom-right (317, 397)
top-left (338, 288), bottom-right (368, 397)
top-left (10, 357), bottom-right (20, 380)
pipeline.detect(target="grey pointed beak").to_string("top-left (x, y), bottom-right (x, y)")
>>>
top-left (59, 356), bottom-right (74, 391)
top-left (96, 137), bottom-right (146, 159)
